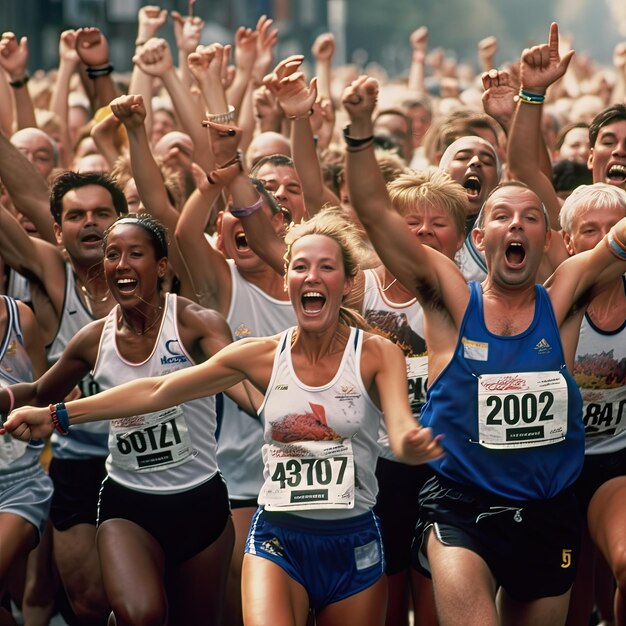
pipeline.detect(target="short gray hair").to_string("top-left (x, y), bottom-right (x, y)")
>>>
top-left (559, 183), bottom-right (626, 234)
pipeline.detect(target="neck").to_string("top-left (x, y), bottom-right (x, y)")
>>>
top-left (119, 296), bottom-right (165, 336)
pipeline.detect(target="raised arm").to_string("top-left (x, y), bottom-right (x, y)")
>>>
top-left (407, 27), bottom-right (428, 96)
top-left (75, 28), bottom-right (118, 109)
top-left (311, 33), bottom-right (335, 101)
top-left (134, 38), bottom-right (212, 171)
top-left (0, 32), bottom-right (36, 130)
top-left (265, 57), bottom-right (324, 217)
top-left (343, 75), bottom-right (467, 310)
top-left (129, 4), bottom-right (169, 135)
top-left (170, 4), bottom-right (204, 91)
top-left (0, 132), bottom-right (55, 243)
top-left (109, 94), bottom-right (194, 298)
top-left (227, 26), bottom-right (258, 116)
top-left (508, 23), bottom-right (574, 230)
top-left (174, 164), bottom-right (232, 314)
top-left (204, 121), bottom-right (286, 275)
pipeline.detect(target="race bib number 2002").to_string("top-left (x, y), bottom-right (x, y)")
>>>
top-left (477, 371), bottom-right (568, 449)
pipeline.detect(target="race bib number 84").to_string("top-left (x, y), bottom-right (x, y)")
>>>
top-left (477, 371), bottom-right (568, 449)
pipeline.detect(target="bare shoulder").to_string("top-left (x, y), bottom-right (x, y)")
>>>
top-left (176, 295), bottom-right (230, 332)
top-left (361, 331), bottom-right (403, 361)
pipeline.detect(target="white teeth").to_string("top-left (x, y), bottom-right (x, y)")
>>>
top-left (303, 292), bottom-right (323, 298)
top-left (118, 278), bottom-right (135, 284)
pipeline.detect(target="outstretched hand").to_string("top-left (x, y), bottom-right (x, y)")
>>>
top-left (520, 22), bottom-right (574, 94)
top-left (481, 68), bottom-right (518, 128)
top-left (0, 406), bottom-right (55, 442)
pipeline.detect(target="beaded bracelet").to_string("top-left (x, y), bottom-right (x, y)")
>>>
top-left (86, 64), bottom-right (114, 79)
top-left (518, 88), bottom-right (545, 104)
top-left (49, 403), bottom-right (70, 435)
top-left (9, 74), bottom-right (29, 88)
top-left (205, 105), bottom-right (236, 125)
top-left (343, 125), bottom-right (375, 148)
top-left (230, 195), bottom-right (264, 218)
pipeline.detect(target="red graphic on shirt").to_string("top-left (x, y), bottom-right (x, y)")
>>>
top-left (271, 403), bottom-right (341, 443)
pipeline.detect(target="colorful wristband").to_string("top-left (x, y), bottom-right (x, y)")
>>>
top-left (230, 195), bottom-right (264, 218)
top-left (606, 229), bottom-right (626, 261)
top-left (49, 403), bottom-right (70, 435)
top-left (518, 89), bottom-right (545, 104)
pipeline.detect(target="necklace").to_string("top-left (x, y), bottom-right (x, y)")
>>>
top-left (79, 282), bottom-right (111, 303)
top-left (120, 306), bottom-right (163, 336)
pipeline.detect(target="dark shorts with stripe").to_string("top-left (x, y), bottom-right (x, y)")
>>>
top-left (412, 474), bottom-right (582, 601)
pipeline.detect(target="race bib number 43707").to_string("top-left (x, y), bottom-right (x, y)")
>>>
top-left (477, 371), bottom-right (568, 449)
top-left (260, 439), bottom-right (355, 511)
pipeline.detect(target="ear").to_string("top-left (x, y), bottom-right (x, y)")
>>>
top-left (587, 148), bottom-right (594, 172)
top-left (562, 231), bottom-right (575, 256)
top-left (343, 274), bottom-right (354, 298)
top-left (270, 210), bottom-right (285, 233)
top-left (543, 228), bottom-right (552, 254)
top-left (471, 227), bottom-right (485, 252)
top-left (53, 221), bottom-right (63, 246)
top-left (157, 257), bottom-right (168, 277)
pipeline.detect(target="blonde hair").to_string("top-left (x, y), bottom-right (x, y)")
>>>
top-left (387, 168), bottom-right (468, 235)
top-left (283, 206), bottom-right (371, 329)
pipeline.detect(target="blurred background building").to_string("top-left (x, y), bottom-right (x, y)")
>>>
top-left (1, 0), bottom-right (626, 76)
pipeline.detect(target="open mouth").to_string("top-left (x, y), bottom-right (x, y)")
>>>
top-left (302, 291), bottom-right (326, 314)
top-left (607, 164), bottom-right (626, 185)
top-left (117, 278), bottom-right (137, 293)
top-left (463, 176), bottom-right (482, 199)
top-left (82, 234), bottom-right (101, 244)
top-left (235, 232), bottom-right (249, 250)
top-left (505, 242), bottom-right (526, 267)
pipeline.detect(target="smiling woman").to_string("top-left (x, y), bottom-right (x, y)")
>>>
top-left (1, 207), bottom-right (442, 626)
top-left (0, 213), bottom-right (266, 626)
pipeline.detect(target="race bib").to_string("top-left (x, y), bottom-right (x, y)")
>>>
top-left (261, 439), bottom-right (355, 511)
top-left (477, 371), bottom-right (568, 449)
top-left (109, 405), bottom-right (193, 472)
top-left (582, 388), bottom-right (626, 440)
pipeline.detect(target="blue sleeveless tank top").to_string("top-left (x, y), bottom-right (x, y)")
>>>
top-left (421, 281), bottom-right (583, 500)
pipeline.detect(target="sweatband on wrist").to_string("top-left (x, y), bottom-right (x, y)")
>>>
top-left (518, 89), bottom-right (545, 104)
top-left (230, 195), bottom-right (264, 218)
top-left (343, 125), bottom-right (374, 148)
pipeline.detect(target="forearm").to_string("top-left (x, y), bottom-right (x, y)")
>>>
top-left (161, 69), bottom-right (213, 171)
top-left (0, 72), bottom-right (14, 135)
top-left (291, 118), bottom-right (324, 217)
top-left (12, 83), bottom-right (37, 130)
top-left (0, 133), bottom-right (55, 242)
top-left (407, 55), bottom-right (426, 95)
top-left (128, 64), bottom-right (154, 135)
top-left (227, 66), bottom-right (254, 115)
